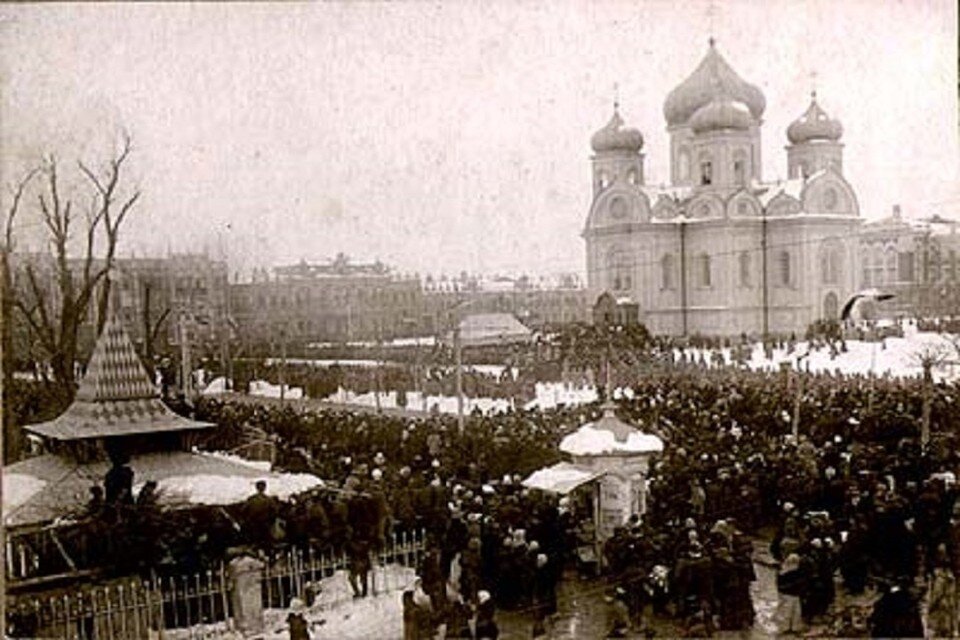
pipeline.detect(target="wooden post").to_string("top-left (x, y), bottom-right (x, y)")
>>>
top-left (228, 555), bottom-right (265, 637)
top-left (921, 360), bottom-right (932, 450)
top-left (455, 321), bottom-right (464, 433)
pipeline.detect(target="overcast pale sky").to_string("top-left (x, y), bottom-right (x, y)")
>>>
top-left (1, 1), bottom-right (957, 278)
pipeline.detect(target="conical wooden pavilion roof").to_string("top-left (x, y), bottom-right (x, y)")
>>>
top-left (25, 313), bottom-right (213, 441)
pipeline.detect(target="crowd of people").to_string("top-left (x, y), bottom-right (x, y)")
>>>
top-left (178, 346), bottom-right (960, 637)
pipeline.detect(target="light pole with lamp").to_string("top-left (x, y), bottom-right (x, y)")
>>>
top-left (448, 299), bottom-right (477, 433)
top-left (676, 213), bottom-right (690, 337)
top-left (841, 289), bottom-right (895, 419)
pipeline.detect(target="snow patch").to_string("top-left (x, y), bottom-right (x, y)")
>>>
top-left (3, 474), bottom-right (47, 513)
top-left (249, 380), bottom-right (304, 399)
top-left (137, 472), bottom-right (321, 506)
top-left (560, 425), bottom-right (663, 456)
top-left (200, 450), bottom-right (273, 472)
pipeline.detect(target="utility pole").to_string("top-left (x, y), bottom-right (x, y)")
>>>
top-left (454, 319), bottom-right (464, 433)
top-left (761, 208), bottom-right (769, 341)
top-left (679, 215), bottom-right (689, 337)
top-left (279, 327), bottom-right (287, 403)
top-left (374, 316), bottom-right (382, 413)
top-left (921, 359), bottom-right (933, 450)
top-left (179, 311), bottom-right (192, 400)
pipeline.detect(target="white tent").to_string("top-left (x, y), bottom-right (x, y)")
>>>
top-left (522, 461), bottom-right (605, 494)
top-left (454, 313), bottom-right (532, 348)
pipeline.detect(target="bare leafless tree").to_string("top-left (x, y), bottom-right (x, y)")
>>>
top-left (78, 134), bottom-right (141, 335)
top-left (1, 166), bottom-right (42, 461)
top-left (8, 135), bottom-right (141, 403)
top-left (140, 278), bottom-right (171, 379)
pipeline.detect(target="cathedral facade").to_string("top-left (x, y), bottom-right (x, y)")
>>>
top-left (583, 42), bottom-right (861, 337)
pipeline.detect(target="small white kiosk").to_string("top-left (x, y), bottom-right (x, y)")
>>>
top-left (523, 401), bottom-right (663, 566)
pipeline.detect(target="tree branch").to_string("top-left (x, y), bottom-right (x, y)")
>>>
top-left (151, 308), bottom-right (171, 344)
top-left (3, 167), bottom-right (40, 249)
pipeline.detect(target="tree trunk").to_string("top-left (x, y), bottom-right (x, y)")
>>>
top-left (1, 249), bottom-right (21, 463)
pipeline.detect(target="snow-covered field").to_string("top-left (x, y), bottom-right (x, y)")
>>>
top-left (677, 328), bottom-right (960, 383)
top-left (248, 379), bottom-right (304, 399)
top-left (263, 357), bottom-right (517, 379)
top-left (262, 566), bottom-right (415, 640)
top-left (324, 388), bottom-right (515, 416)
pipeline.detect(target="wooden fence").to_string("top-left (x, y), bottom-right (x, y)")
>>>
top-left (6, 529), bottom-right (427, 639)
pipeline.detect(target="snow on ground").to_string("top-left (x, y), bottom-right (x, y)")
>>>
top-left (327, 389), bottom-right (514, 416)
top-left (325, 382), bottom-right (603, 415)
top-left (249, 379), bottom-right (304, 399)
top-left (265, 358), bottom-right (515, 378)
top-left (672, 330), bottom-right (960, 383)
top-left (199, 450), bottom-right (272, 472)
top-left (308, 332), bottom-right (960, 417)
top-left (262, 566), bottom-right (416, 640)
top-left (3, 474), bottom-right (46, 512)
top-left (524, 382), bottom-right (599, 410)
top-left (202, 376), bottom-right (231, 395)
top-left (135, 471), bottom-right (321, 506)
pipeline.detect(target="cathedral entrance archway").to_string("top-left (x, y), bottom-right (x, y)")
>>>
top-left (823, 292), bottom-right (839, 321)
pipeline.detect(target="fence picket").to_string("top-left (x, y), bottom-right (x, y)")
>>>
top-left (169, 576), bottom-right (179, 629)
top-left (219, 563), bottom-right (232, 632)
top-left (7, 530), bottom-right (426, 639)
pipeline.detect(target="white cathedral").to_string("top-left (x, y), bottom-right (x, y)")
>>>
top-left (583, 41), bottom-right (861, 337)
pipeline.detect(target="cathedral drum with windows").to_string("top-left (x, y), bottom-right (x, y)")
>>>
top-left (583, 41), bottom-right (861, 336)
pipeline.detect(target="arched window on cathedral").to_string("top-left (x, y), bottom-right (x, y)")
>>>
top-left (661, 254), bottom-right (675, 290)
top-left (821, 246), bottom-right (841, 285)
top-left (627, 169), bottom-right (638, 185)
top-left (678, 149), bottom-right (690, 182)
top-left (597, 170), bottom-right (610, 190)
top-left (872, 247), bottom-right (885, 285)
top-left (733, 151), bottom-right (747, 186)
top-left (778, 251), bottom-right (791, 287)
top-left (739, 251), bottom-right (751, 287)
top-left (886, 248), bottom-right (898, 284)
top-left (607, 247), bottom-right (631, 292)
top-left (698, 253), bottom-right (712, 288)
top-left (700, 161), bottom-right (713, 186)
top-left (861, 249), bottom-right (871, 288)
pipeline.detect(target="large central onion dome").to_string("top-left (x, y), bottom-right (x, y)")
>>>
top-left (689, 96), bottom-right (753, 134)
top-left (591, 107), bottom-right (644, 153)
top-left (787, 92), bottom-right (843, 144)
top-left (664, 41), bottom-right (766, 127)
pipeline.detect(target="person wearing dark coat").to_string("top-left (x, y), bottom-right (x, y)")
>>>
top-left (445, 595), bottom-right (474, 639)
top-left (243, 480), bottom-right (279, 552)
top-left (475, 590), bottom-right (499, 640)
top-left (868, 582), bottom-right (924, 639)
top-left (402, 589), bottom-right (418, 640)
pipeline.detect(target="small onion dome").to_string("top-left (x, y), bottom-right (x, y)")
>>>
top-left (591, 108), bottom-right (644, 153)
top-left (787, 92), bottom-right (843, 144)
top-left (689, 97), bottom-right (753, 134)
top-left (664, 40), bottom-right (766, 127)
